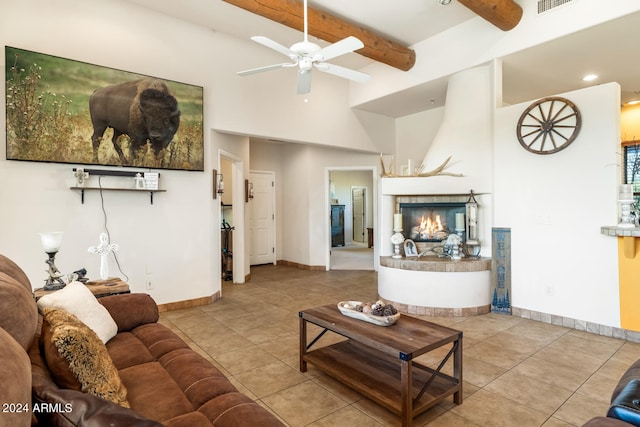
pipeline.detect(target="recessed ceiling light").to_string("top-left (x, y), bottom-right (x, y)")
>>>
top-left (439, 0), bottom-right (452, 4)
top-left (627, 100), bottom-right (640, 106)
top-left (582, 74), bottom-right (599, 82)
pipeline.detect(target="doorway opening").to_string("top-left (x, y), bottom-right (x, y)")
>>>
top-left (218, 151), bottom-right (245, 283)
top-left (328, 169), bottom-right (375, 270)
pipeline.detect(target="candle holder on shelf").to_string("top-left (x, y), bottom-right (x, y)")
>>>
top-left (391, 229), bottom-right (405, 259)
top-left (619, 184), bottom-right (636, 228)
top-left (465, 190), bottom-right (479, 245)
top-left (391, 212), bottom-right (405, 258)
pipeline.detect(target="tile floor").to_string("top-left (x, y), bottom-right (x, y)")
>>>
top-left (330, 243), bottom-right (374, 270)
top-left (159, 265), bottom-right (639, 426)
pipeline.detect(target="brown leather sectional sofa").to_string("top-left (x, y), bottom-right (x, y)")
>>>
top-left (0, 253), bottom-right (284, 426)
top-left (582, 359), bottom-right (640, 427)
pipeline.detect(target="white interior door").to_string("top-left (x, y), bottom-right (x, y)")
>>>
top-left (249, 171), bottom-right (276, 265)
top-left (352, 187), bottom-right (365, 243)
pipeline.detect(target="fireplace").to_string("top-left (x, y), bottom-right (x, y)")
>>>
top-left (400, 202), bottom-right (465, 243)
top-left (379, 182), bottom-right (491, 316)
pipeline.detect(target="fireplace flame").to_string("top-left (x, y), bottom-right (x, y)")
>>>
top-left (418, 215), bottom-right (443, 239)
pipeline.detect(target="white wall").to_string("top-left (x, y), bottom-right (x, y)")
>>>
top-left (386, 65), bottom-right (496, 258)
top-left (395, 107), bottom-right (444, 174)
top-left (0, 0), bottom-right (389, 303)
top-left (393, 73), bottom-right (623, 327)
top-left (494, 83), bottom-right (621, 327)
top-left (280, 145), bottom-right (312, 265)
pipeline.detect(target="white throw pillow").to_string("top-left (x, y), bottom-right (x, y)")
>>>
top-left (37, 281), bottom-right (118, 343)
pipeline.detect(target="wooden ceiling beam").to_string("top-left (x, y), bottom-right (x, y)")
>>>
top-left (222, 0), bottom-right (416, 71)
top-left (457, 0), bottom-right (523, 31)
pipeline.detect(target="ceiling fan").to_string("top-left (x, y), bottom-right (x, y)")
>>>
top-left (237, 0), bottom-right (370, 95)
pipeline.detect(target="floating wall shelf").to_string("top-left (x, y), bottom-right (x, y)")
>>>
top-left (70, 187), bottom-right (166, 205)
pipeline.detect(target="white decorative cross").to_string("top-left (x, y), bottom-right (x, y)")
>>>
top-left (88, 232), bottom-right (119, 280)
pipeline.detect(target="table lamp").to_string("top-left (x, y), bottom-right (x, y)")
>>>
top-left (39, 231), bottom-right (66, 290)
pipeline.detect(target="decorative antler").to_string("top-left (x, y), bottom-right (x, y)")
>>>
top-left (379, 153), bottom-right (387, 176)
top-left (381, 155), bottom-right (463, 178)
top-left (416, 156), bottom-right (464, 177)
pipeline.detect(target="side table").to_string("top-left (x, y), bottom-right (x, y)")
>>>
top-left (33, 277), bottom-right (130, 301)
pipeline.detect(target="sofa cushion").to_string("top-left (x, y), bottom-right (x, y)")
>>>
top-left (132, 322), bottom-right (191, 359)
top-left (613, 359), bottom-right (640, 402)
top-left (0, 253), bottom-right (32, 292)
top-left (0, 327), bottom-right (32, 427)
top-left (0, 272), bottom-right (38, 350)
top-left (41, 308), bottom-right (129, 407)
top-left (119, 361), bottom-right (194, 422)
top-left (37, 281), bottom-right (117, 343)
top-left (198, 392), bottom-right (285, 427)
top-left (164, 411), bottom-right (215, 427)
top-left (582, 417), bottom-right (640, 426)
top-left (158, 347), bottom-right (237, 407)
top-left (99, 293), bottom-right (159, 332)
top-left (608, 379), bottom-right (640, 426)
top-left (106, 331), bottom-right (155, 370)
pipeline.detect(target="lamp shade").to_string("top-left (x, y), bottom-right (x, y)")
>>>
top-left (39, 232), bottom-right (63, 253)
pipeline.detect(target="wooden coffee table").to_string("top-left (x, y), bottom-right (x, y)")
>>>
top-left (299, 304), bottom-right (462, 427)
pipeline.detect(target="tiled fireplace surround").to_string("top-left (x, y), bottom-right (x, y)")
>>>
top-left (395, 194), bottom-right (469, 253)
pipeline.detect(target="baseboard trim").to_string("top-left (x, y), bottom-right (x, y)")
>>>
top-left (157, 291), bottom-right (220, 313)
top-left (512, 306), bottom-right (640, 343)
top-left (277, 260), bottom-right (325, 271)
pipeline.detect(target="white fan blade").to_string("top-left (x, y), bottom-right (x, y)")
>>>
top-left (251, 36), bottom-right (296, 59)
top-left (296, 70), bottom-right (312, 94)
top-left (316, 36), bottom-right (364, 62)
top-left (315, 62), bottom-right (370, 83)
top-left (238, 62), bottom-right (297, 76)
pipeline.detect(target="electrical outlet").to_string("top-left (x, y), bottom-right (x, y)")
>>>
top-left (145, 273), bottom-right (153, 290)
top-left (545, 285), bottom-right (554, 296)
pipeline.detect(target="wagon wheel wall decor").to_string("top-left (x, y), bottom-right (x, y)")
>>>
top-left (516, 96), bottom-right (582, 154)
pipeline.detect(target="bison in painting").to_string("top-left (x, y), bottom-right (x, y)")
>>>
top-left (89, 78), bottom-right (180, 165)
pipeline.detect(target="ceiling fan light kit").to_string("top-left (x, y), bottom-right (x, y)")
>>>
top-left (237, 0), bottom-right (370, 94)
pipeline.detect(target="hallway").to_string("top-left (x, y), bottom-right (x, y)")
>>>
top-left (330, 243), bottom-right (374, 270)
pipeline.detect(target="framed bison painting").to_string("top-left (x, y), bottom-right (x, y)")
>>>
top-left (5, 46), bottom-right (204, 171)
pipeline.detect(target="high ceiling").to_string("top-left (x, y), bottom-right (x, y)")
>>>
top-left (124, 0), bottom-right (640, 117)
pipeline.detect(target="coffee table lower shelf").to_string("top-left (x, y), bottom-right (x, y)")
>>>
top-left (303, 339), bottom-right (460, 418)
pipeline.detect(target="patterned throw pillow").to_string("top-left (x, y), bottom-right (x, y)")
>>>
top-left (41, 307), bottom-right (129, 407)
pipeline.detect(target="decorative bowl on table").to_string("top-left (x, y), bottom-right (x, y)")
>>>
top-left (337, 300), bottom-right (400, 326)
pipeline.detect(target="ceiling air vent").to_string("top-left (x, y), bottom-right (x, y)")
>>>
top-left (538, 0), bottom-right (574, 14)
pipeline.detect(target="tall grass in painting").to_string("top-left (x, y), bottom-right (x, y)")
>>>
top-left (6, 59), bottom-right (76, 162)
top-left (5, 47), bottom-right (204, 171)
